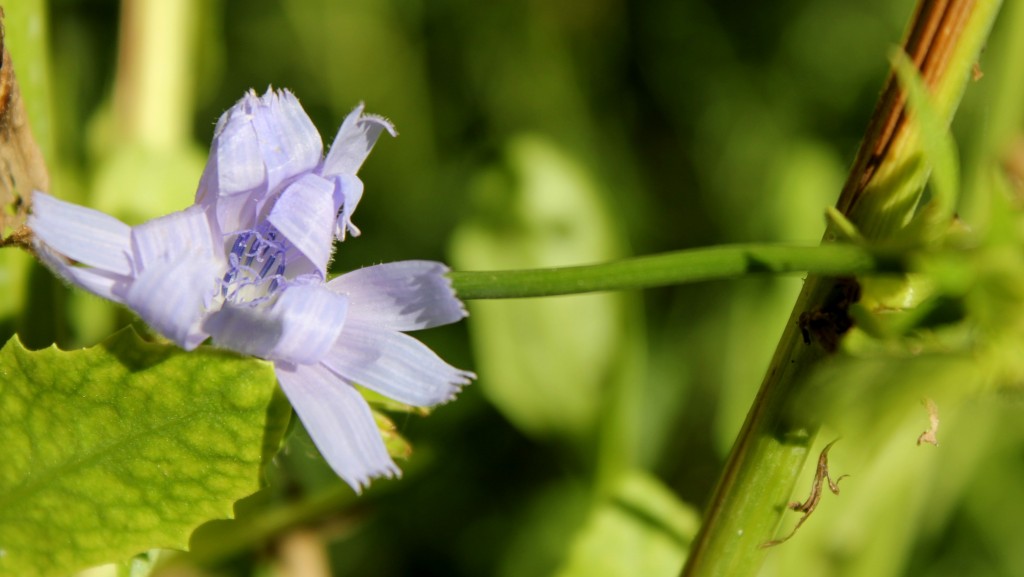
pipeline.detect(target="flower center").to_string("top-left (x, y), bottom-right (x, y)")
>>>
top-left (221, 222), bottom-right (289, 305)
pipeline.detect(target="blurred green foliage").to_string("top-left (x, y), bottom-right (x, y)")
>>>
top-left (3, 0), bottom-right (1024, 576)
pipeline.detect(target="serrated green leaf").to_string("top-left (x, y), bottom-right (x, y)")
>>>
top-left (0, 328), bottom-right (289, 577)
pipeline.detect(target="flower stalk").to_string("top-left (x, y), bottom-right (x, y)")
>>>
top-left (448, 244), bottom-right (905, 300)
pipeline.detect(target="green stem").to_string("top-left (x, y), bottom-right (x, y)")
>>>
top-left (681, 2), bottom-right (1002, 576)
top-left (448, 244), bottom-right (903, 300)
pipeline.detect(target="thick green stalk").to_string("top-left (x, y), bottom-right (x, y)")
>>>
top-left (448, 244), bottom-right (902, 300)
top-left (115, 0), bottom-right (197, 148)
top-left (680, 2), bottom-right (1002, 576)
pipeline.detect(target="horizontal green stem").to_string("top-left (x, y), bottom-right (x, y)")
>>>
top-left (448, 243), bottom-right (905, 300)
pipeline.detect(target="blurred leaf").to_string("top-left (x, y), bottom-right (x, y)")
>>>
top-left (89, 144), bottom-right (206, 225)
top-left (451, 135), bottom-right (626, 443)
top-left (554, 470), bottom-right (699, 577)
top-left (280, 0), bottom-right (443, 254)
top-left (0, 329), bottom-right (288, 577)
top-left (951, 404), bottom-right (1024, 576)
top-left (497, 480), bottom-right (591, 577)
top-left (0, 251), bottom-right (33, 329)
top-left (798, 351), bottom-right (983, 450)
top-left (762, 403), bottom-right (1002, 577)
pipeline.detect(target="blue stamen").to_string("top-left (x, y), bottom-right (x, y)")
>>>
top-left (268, 262), bottom-right (288, 293)
top-left (259, 253), bottom-right (278, 278)
top-left (229, 232), bottom-right (250, 257)
top-left (221, 225), bottom-right (290, 304)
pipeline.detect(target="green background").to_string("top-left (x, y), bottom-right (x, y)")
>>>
top-left (3, 1), bottom-right (1023, 576)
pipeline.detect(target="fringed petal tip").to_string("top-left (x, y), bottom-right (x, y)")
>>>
top-left (440, 268), bottom-right (471, 321)
top-left (359, 110), bottom-right (399, 138)
top-left (270, 86), bottom-right (298, 103)
top-left (436, 369), bottom-right (476, 405)
top-left (345, 102), bottom-right (397, 135)
top-left (427, 264), bottom-right (471, 325)
top-left (347, 462), bottom-right (403, 495)
top-left (323, 321), bottom-right (474, 407)
top-left (328, 260), bottom-right (468, 332)
top-left (248, 86), bottom-right (296, 107)
top-left (276, 363), bottom-right (406, 494)
top-left (321, 103), bottom-right (398, 178)
top-left (457, 369), bottom-right (477, 385)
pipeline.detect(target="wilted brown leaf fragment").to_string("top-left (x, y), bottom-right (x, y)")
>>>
top-left (0, 7), bottom-right (49, 243)
top-left (761, 439), bottom-right (848, 548)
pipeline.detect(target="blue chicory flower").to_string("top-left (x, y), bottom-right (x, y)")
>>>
top-left (28, 88), bottom-right (474, 491)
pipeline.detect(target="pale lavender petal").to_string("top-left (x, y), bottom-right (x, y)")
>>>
top-left (327, 261), bottom-right (467, 331)
top-left (322, 320), bottom-right (474, 407)
top-left (122, 255), bottom-right (219, 350)
top-left (193, 163), bottom-right (218, 209)
top-left (202, 304), bottom-right (283, 359)
top-left (33, 243), bottom-right (126, 302)
top-left (321, 103), bottom-right (396, 178)
top-left (275, 361), bottom-right (400, 492)
top-left (131, 205), bottom-right (221, 272)
top-left (205, 284), bottom-right (348, 364)
top-left (205, 186), bottom-right (260, 237)
top-left (330, 173), bottom-right (363, 240)
top-left (267, 174), bottom-right (336, 277)
top-left (206, 98), bottom-right (266, 197)
top-left (252, 89), bottom-right (323, 194)
top-left (29, 192), bottom-right (133, 276)
top-left (268, 284), bottom-right (348, 364)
